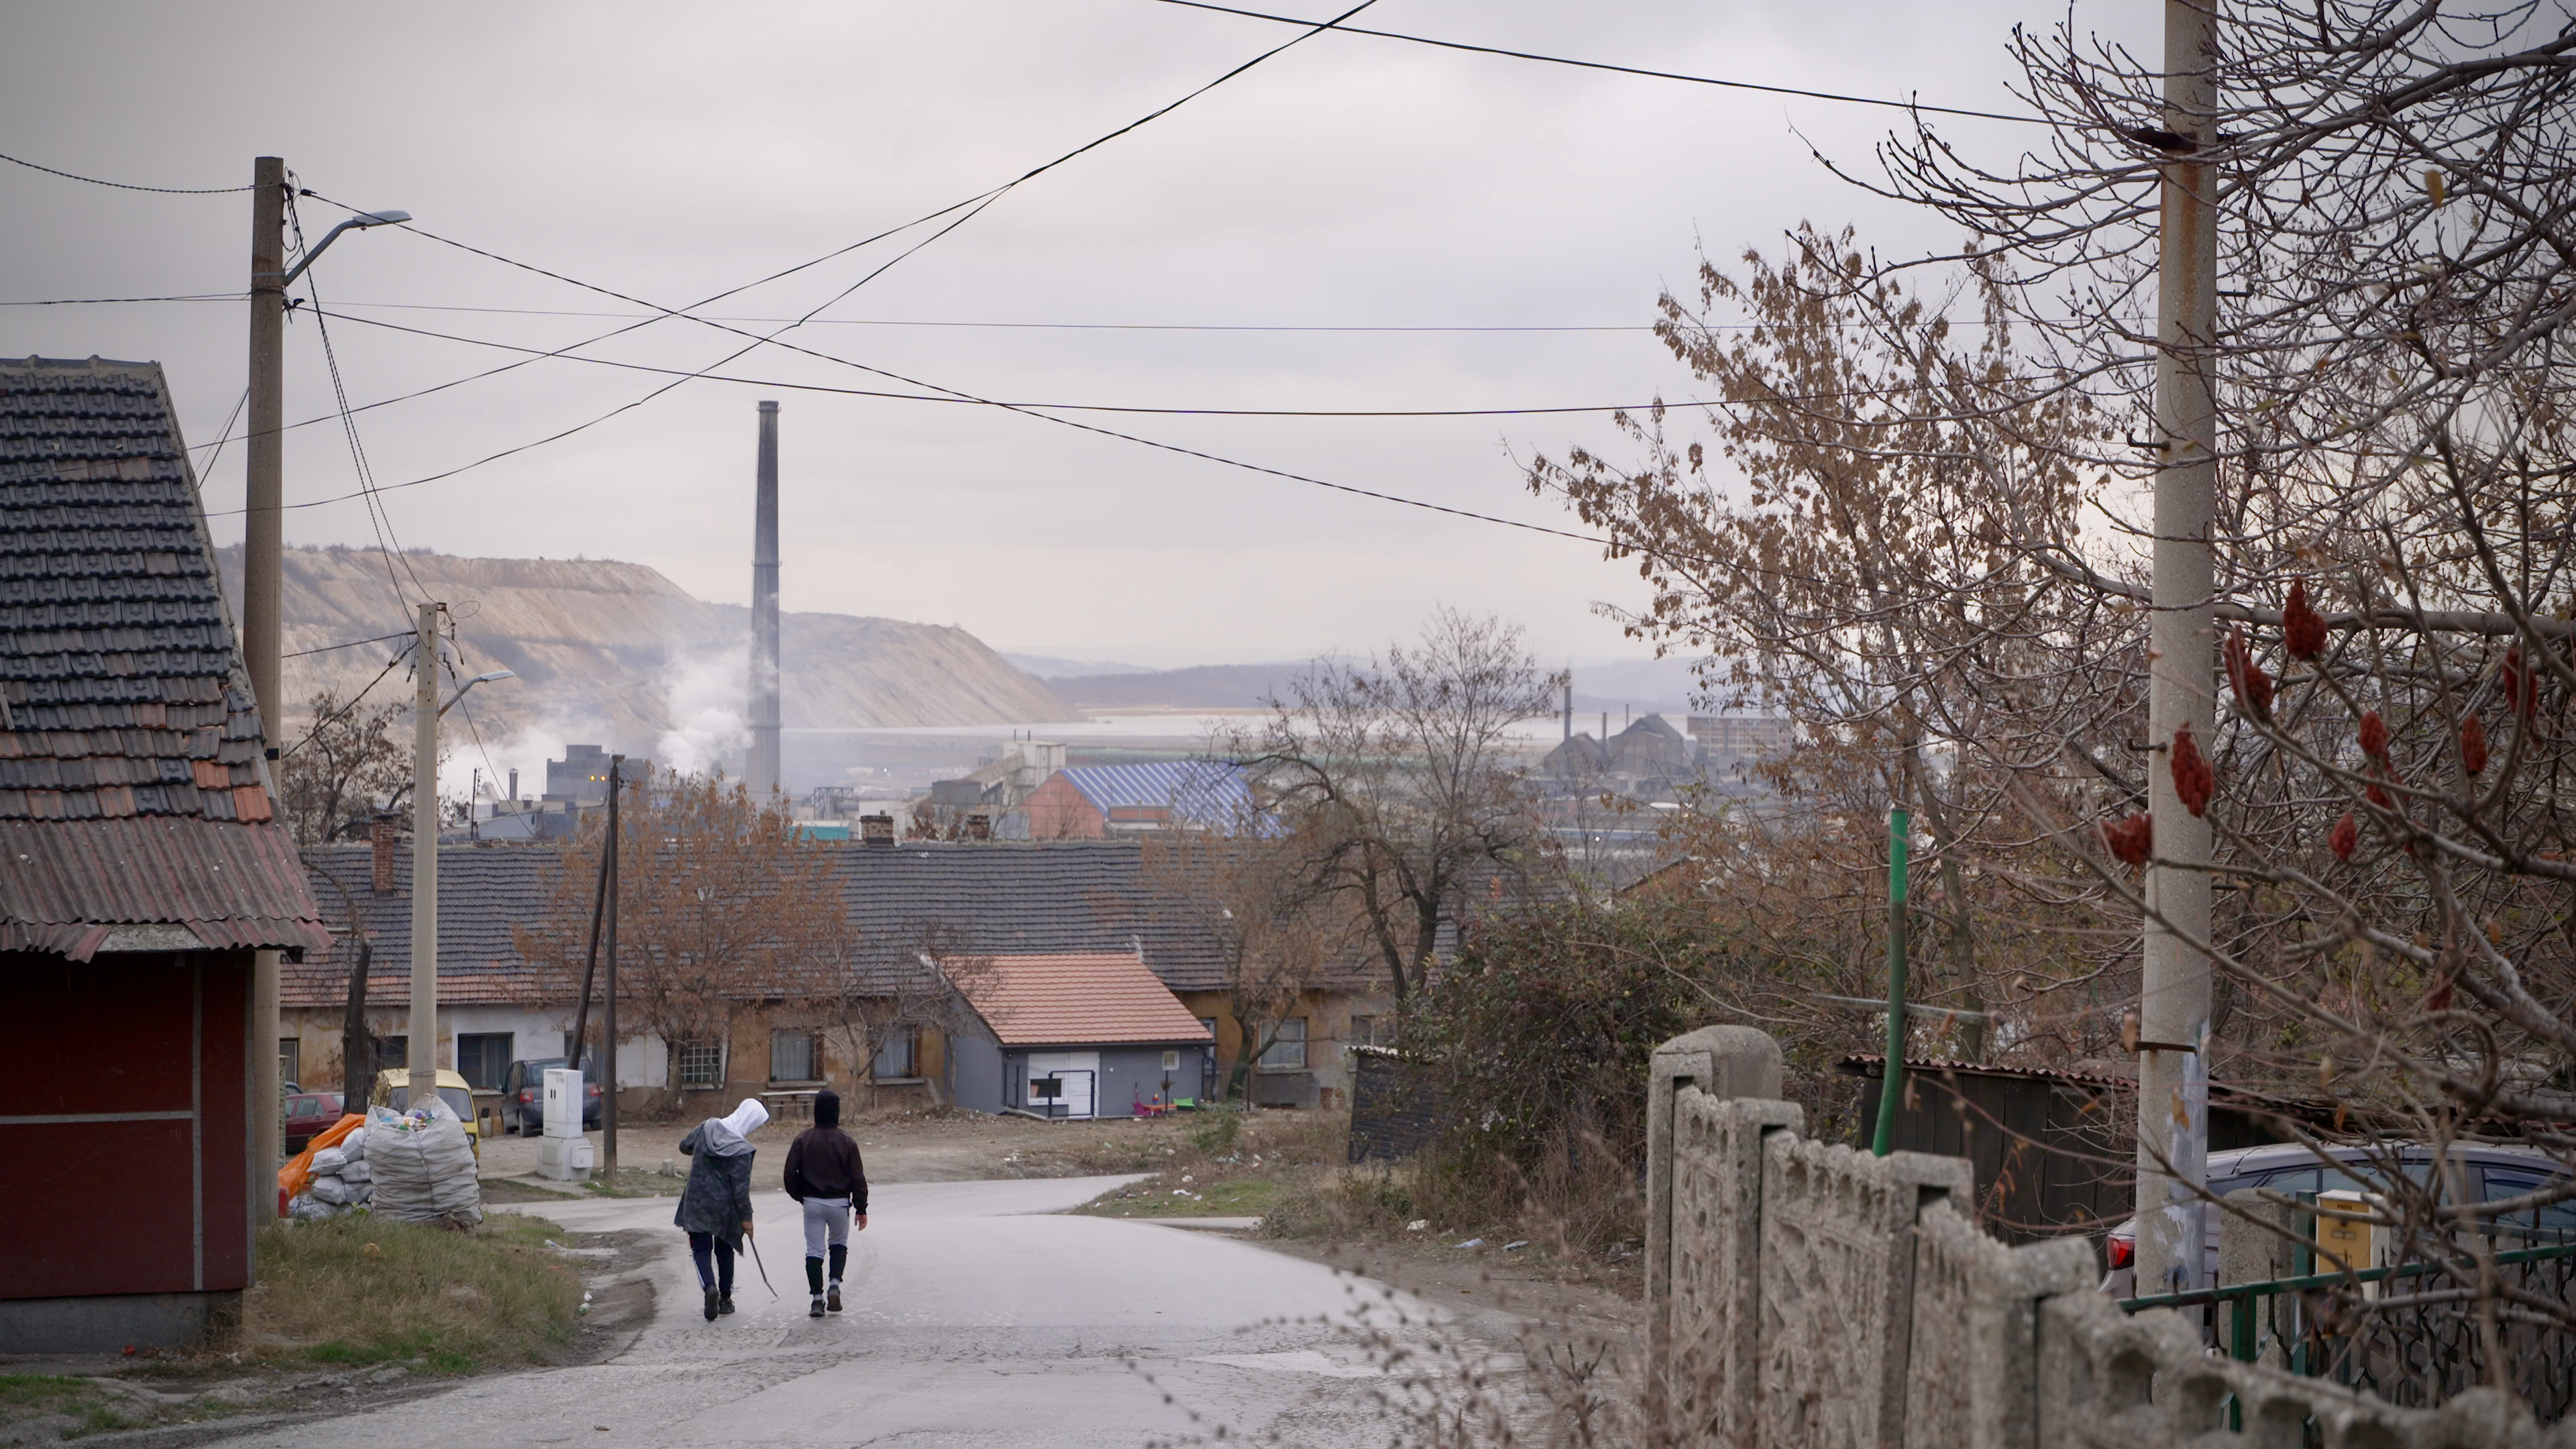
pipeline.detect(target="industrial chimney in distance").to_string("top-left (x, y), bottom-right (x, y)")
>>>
top-left (749, 400), bottom-right (782, 795)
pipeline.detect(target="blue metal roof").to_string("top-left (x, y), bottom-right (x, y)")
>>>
top-left (1057, 761), bottom-right (1267, 831)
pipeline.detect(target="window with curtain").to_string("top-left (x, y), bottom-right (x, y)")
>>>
top-left (1258, 1017), bottom-right (1307, 1070)
top-left (769, 1029), bottom-right (820, 1083)
top-left (871, 1028), bottom-right (918, 1080)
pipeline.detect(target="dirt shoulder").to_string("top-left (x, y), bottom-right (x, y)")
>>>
top-left (0, 1224), bottom-right (655, 1449)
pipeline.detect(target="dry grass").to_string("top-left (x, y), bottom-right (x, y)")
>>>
top-left (233, 1214), bottom-right (583, 1373)
top-left (1264, 1129), bottom-right (1646, 1296)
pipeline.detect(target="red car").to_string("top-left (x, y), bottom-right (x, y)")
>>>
top-left (284, 1091), bottom-right (347, 1153)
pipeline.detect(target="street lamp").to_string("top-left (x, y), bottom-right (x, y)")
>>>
top-left (281, 209), bottom-right (412, 286)
top-left (439, 669), bottom-right (516, 718)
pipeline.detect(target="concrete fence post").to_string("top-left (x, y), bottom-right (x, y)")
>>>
top-left (1645, 1026), bottom-right (1790, 1445)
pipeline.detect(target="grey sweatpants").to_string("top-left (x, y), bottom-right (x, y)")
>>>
top-left (802, 1195), bottom-right (851, 1274)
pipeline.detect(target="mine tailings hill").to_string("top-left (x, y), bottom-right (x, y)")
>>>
top-left (217, 545), bottom-right (1078, 744)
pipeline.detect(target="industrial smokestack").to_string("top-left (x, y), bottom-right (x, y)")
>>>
top-left (749, 400), bottom-right (782, 795)
top-left (1562, 678), bottom-right (1572, 742)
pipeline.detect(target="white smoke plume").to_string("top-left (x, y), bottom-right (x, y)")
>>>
top-left (656, 645), bottom-right (751, 778)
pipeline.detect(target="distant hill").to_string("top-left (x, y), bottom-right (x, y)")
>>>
top-left (1046, 661), bottom-right (1312, 710)
top-left (1002, 652), bottom-right (1155, 679)
top-left (217, 545), bottom-right (1077, 750)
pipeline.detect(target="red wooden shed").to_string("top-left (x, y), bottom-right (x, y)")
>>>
top-left (0, 357), bottom-right (326, 1352)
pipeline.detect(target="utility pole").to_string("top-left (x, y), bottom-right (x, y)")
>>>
top-left (603, 755), bottom-right (623, 1177)
top-left (749, 401), bottom-right (782, 796)
top-left (407, 602), bottom-right (443, 1110)
top-left (2137, 0), bottom-right (2220, 1294)
top-left (245, 156), bottom-right (288, 1188)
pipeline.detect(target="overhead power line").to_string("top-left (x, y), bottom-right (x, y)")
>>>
top-left (0, 150), bottom-right (257, 194)
top-left (312, 303), bottom-right (2076, 418)
top-left (1150, 1), bottom-right (2051, 125)
top-left (0, 293), bottom-right (248, 307)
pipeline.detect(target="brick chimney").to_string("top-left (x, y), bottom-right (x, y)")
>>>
top-left (371, 813), bottom-right (398, 896)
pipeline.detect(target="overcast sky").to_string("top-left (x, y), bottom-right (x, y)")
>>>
top-left (3, 1), bottom-right (2118, 669)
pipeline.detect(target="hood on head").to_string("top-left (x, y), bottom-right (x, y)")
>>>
top-left (721, 1098), bottom-right (769, 1138)
top-left (814, 1089), bottom-right (841, 1129)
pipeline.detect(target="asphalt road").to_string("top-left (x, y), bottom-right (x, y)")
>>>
top-left (202, 1175), bottom-right (1463, 1448)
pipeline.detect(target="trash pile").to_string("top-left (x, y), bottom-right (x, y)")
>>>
top-left (276, 1097), bottom-right (481, 1228)
top-left (365, 1097), bottom-right (482, 1228)
top-left (278, 1114), bottom-right (366, 1220)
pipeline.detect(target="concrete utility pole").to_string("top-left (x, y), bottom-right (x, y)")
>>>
top-left (749, 401), bottom-right (782, 796)
top-left (244, 156), bottom-right (288, 1185)
top-left (2137, 0), bottom-right (2221, 1294)
top-left (408, 602), bottom-right (443, 1109)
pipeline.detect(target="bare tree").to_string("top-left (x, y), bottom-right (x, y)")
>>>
top-left (517, 771), bottom-right (851, 1110)
top-left (278, 688), bottom-right (416, 847)
top-left (1232, 609), bottom-right (1561, 1014)
top-left (1523, 0), bottom-right (2576, 1370)
top-left (1143, 822), bottom-right (1363, 1109)
top-left (806, 924), bottom-right (996, 1110)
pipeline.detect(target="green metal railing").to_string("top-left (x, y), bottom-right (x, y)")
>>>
top-left (2118, 1221), bottom-right (2576, 1422)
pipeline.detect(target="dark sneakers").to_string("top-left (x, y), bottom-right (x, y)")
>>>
top-left (809, 1297), bottom-right (826, 1318)
top-left (718, 1297), bottom-right (737, 1316)
top-left (826, 1285), bottom-right (843, 1313)
top-left (702, 1287), bottom-right (720, 1322)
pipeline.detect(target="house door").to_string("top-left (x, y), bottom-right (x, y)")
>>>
top-left (1025, 1051), bottom-right (1099, 1120)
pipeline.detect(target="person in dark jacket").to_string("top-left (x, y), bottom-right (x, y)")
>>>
top-left (676, 1099), bottom-right (766, 1321)
top-left (782, 1089), bottom-right (869, 1317)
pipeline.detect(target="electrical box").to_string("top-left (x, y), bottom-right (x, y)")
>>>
top-left (543, 1067), bottom-right (584, 1140)
top-left (2314, 1189), bottom-right (2392, 1297)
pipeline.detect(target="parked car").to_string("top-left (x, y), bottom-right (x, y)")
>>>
top-left (499, 1056), bottom-right (604, 1135)
top-left (284, 1091), bottom-right (346, 1153)
top-left (366, 1068), bottom-right (483, 1157)
top-left (2102, 1141), bottom-right (2575, 1296)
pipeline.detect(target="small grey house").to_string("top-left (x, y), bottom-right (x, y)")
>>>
top-left (947, 952), bottom-right (1215, 1120)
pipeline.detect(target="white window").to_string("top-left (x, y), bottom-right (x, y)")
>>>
top-left (1259, 1018), bottom-right (1307, 1071)
top-left (769, 1030), bottom-right (820, 1083)
top-left (677, 1041), bottom-right (722, 1090)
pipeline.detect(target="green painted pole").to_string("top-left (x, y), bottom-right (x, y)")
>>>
top-left (1872, 806), bottom-right (1911, 1157)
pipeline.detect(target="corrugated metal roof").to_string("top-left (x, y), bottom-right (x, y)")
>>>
top-left (0, 358), bottom-right (321, 957)
top-left (1057, 761), bottom-right (1266, 830)
top-left (960, 951), bottom-right (1215, 1046)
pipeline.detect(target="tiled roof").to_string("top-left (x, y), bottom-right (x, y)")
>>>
top-left (834, 839), bottom-right (1240, 991)
top-left (0, 357), bottom-right (322, 957)
top-left (285, 841), bottom-right (566, 1008)
top-left (284, 837), bottom-right (1358, 1007)
top-left (959, 951), bottom-right (1215, 1047)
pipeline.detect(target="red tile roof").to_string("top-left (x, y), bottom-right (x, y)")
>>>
top-left (957, 951), bottom-right (1215, 1048)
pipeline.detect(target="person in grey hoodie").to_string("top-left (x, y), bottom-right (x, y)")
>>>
top-left (676, 1099), bottom-right (766, 1321)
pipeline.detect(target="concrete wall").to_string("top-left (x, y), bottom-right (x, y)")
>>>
top-left (1645, 1026), bottom-right (2565, 1449)
top-left (1172, 987), bottom-right (1388, 1110)
top-left (949, 1024), bottom-right (1006, 1116)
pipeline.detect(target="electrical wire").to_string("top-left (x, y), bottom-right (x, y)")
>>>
top-left (288, 186), bottom-right (433, 621)
top-left (311, 302), bottom-right (2057, 418)
top-left (191, 388), bottom-right (251, 494)
top-left (0, 293), bottom-right (246, 307)
top-left (250, 0), bottom-right (1387, 464)
top-left (306, 299), bottom-right (1661, 333)
top-left (285, 630), bottom-right (416, 659)
top-left (1149, 1), bottom-right (2051, 125)
top-left (0, 150), bottom-right (255, 194)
